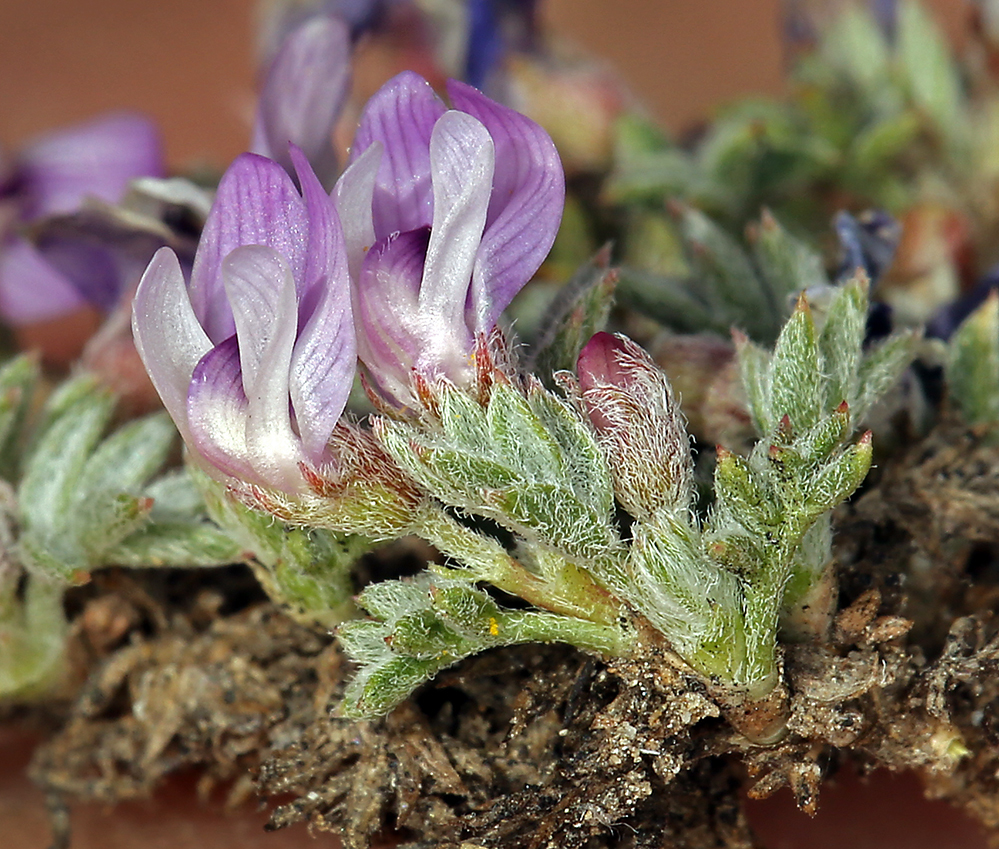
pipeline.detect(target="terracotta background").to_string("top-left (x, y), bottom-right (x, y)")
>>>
top-left (0, 1), bottom-right (989, 847)
top-left (0, 0), bottom-right (967, 167)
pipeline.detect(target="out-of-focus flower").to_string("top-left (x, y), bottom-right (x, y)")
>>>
top-left (834, 209), bottom-right (900, 284)
top-left (132, 148), bottom-right (355, 494)
top-left (505, 52), bottom-right (629, 175)
top-left (877, 201), bottom-right (971, 326)
top-left (257, 0), bottom-right (401, 61)
top-left (463, 0), bottom-right (538, 91)
top-left (334, 70), bottom-right (563, 407)
top-left (0, 113), bottom-right (163, 326)
top-left (252, 13), bottom-right (353, 188)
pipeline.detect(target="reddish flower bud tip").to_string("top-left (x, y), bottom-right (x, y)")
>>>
top-left (577, 331), bottom-right (626, 392)
top-left (836, 399), bottom-right (850, 413)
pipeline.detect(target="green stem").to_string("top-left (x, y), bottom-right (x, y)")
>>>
top-left (416, 503), bottom-right (625, 627)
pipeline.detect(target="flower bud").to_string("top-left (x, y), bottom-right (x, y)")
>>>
top-left (577, 332), bottom-right (692, 520)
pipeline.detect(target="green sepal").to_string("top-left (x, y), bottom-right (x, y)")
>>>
top-left (530, 249), bottom-right (617, 383)
top-left (946, 292), bottom-right (999, 426)
top-left (0, 355), bottom-right (40, 480)
top-left (769, 297), bottom-right (822, 432)
top-left (750, 210), bottom-right (827, 309)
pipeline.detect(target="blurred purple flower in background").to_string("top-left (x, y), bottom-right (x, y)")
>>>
top-left (252, 13), bottom-right (353, 189)
top-left (465, 0), bottom-right (538, 92)
top-left (258, 0), bottom-right (401, 59)
top-left (132, 147), bottom-right (355, 493)
top-left (0, 113), bottom-right (163, 325)
top-left (334, 70), bottom-right (564, 407)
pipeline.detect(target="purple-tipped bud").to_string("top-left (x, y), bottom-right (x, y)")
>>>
top-left (132, 147), bottom-right (356, 494)
top-left (577, 332), bottom-right (693, 520)
top-left (334, 71), bottom-right (564, 409)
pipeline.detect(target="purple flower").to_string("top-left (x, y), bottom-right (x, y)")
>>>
top-left (252, 14), bottom-right (352, 189)
top-left (334, 71), bottom-right (564, 407)
top-left (132, 148), bottom-right (356, 494)
top-left (0, 113), bottom-right (163, 324)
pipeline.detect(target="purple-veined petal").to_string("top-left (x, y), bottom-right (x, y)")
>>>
top-left (447, 79), bottom-right (565, 330)
top-left (290, 147), bottom-right (356, 462)
top-left (20, 113), bottom-right (163, 217)
top-left (222, 248), bottom-right (307, 492)
top-left (252, 15), bottom-right (351, 189)
top-left (187, 337), bottom-right (256, 482)
top-left (132, 247), bottom-right (212, 444)
top-left (349, 71), bottom-right (446, 237)
top-left (333, 142), bottom-right (381, 280)
top-left (189, 153), bottom-right (310, 343)
top-left (290, 274), bottom-right (355, 464)
top-left (355, 228), bottom-right (429, 405)
top-left (418, 110), bottom-right (493, 372)
top-left (289, 145), bottom-right (346, 326)
top-left (221, 245), bottom-right (296, 392)
top-left (0, 237), bottom-right (86, 324)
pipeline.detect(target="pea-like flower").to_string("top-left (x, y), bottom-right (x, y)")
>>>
top-left (0, 113), bottom-right (163, 324)
top-left (132, 147), bottom-right (355, 493)
top-left (334, 70), bottom-right (564, 408)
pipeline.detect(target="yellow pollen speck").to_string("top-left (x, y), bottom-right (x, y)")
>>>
top-left (489, 617), bottom-right (499, 636)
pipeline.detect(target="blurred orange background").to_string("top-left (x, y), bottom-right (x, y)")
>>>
top-left (0, 1), bottom-right (988, 848)
top-left (0, 0), bottom-right (967, 169)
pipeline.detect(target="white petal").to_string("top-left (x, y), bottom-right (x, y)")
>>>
top-left (223, 246), bottom-right (305, 491)
top-left (132, 247), bottom-right (211, 443)
top-left (333, 142), bottom-right (381, 281)
top-left (419, 111), bottom-right (494, 360)
top-left (222, 245), bottom-right (294, 392)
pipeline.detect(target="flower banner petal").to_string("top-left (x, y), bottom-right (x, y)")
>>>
top-left (290, 147), bottom-right (356, 463)
top-left (290, 145), bottom-right (347, 324)
top-left (189, 153), bottom-right (310, 343)
top-left (290, 277), bottom-right (356, 464)
top-left (447, 79), bottom-right (564, 329)
top-left (349, 71), bottom-right (446, 237)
